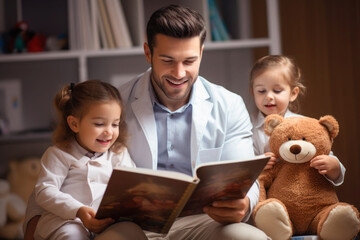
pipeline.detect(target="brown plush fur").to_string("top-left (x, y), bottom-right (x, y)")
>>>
top-left (253, 115), bottom-right (360, 239)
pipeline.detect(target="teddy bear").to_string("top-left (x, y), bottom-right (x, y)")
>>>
top-left (253, 114), bottom-right (360, 240)
top-left (0, 157), bottom-right (41, 239)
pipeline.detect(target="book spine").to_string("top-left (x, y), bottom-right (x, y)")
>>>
top-left (208, 0), bottom-right (230, 41)
top-left (97, 0), bottom-right (115, 48)
top-left (161, 181), bottom-right (198, 234)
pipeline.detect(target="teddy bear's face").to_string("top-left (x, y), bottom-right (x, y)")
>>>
top-left (264, 115), bottom-right (339, 164)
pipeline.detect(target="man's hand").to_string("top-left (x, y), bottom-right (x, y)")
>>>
top-left (310, 155), bottom-right (341, 182)
top-left (76, 206), bottom-right (114, 233)
top-left (203, 197), bottom-right (250, 224)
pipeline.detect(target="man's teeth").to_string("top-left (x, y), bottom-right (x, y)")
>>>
top-left (168, 79), bottom-right (185, 85)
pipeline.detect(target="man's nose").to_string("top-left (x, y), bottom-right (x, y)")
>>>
top-left (172, 63), bottom-right (186, 79)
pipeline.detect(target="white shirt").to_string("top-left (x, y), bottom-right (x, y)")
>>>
top-left (29, 141), bottom-right (135, 238)
top-left (120, 69), bottom-right (257, 221)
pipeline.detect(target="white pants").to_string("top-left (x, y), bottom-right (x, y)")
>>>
top-left (34, 221), bottom-right (91, 240)
top-left (95, 214), bottom-right (269, 240)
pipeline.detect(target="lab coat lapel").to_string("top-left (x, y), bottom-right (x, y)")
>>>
top-left (191, 80), bottom-right (213, 168)
top-left (130, 73), bottom-right (158, 169)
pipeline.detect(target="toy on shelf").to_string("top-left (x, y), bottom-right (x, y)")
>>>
top-left (7, 21), bottom-right (46, 53)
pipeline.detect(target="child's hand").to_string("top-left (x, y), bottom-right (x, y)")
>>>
top-left (310, 155), bottom-right (341, 182)
top-left (76, 206), bottom-right (115, 233)
top-left (264, 152), bottom-right (277, 170)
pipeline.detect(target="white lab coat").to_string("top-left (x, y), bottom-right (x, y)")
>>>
top-left (120, 69), bottom-right (259, 218)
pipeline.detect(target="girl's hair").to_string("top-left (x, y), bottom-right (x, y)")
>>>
top-left (146, 4), bottom-right (206, 54)
top-left (249, 55), bottom-right (306, 113)
top-left (52, 80), bottom-right (127, 153)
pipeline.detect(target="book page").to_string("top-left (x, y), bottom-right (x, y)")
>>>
top-left (180, 155), bottom-right (270, 216)
top-left (116, 167), bottom-right (195, 182)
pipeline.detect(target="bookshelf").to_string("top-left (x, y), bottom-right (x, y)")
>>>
top-left (0, 0), bottom-right (281, 176)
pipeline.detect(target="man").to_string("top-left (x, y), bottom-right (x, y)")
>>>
top-left (24, 5), bottom-right (268, 240)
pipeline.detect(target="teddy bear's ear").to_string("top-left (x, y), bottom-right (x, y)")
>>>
top-left (264, 114), bottom-right (284, 136)
top-left (319, 115), bottom-right (339, 139)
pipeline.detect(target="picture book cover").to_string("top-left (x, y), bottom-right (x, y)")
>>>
top-left (95, 155), bottom-right (270, 233)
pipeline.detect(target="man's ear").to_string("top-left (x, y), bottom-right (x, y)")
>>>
top-left (144, 42), bottom-right (151, 64)
top-left (67, 115), bottom-right (80, 133)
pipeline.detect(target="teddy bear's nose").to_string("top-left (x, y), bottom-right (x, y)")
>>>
top-left (290, 144), bottom-right (302, 155)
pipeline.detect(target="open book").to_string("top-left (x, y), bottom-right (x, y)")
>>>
top-left (95, 155), bottom-right (270, 234)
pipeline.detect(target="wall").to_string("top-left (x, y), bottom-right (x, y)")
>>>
top-left (253, 0), bottom-right (360, 210)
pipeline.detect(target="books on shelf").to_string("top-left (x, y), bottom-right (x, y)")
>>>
top-left (97, 0), bottom-right (115, 49)
top-left (95, 155), bottom-right (270, 234)
top-left (208, 0), bottom-right (230, 41)
top-left (105, 0), bottom-right (132, 48)
top-left (67, 0), bottom-right (132, 50)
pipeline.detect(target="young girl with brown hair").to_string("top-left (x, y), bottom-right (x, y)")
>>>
top-left (32, 80), bottom-right (136, 239)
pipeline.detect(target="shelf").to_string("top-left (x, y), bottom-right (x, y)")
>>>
top-left (204, 38), bottom-right (271, 50)
top-left (0, 38), bottom-right (272, 62)
top-left (0, 0), bottom-right (281, 162)
top-left (0, 130), bottom-right (52, 143)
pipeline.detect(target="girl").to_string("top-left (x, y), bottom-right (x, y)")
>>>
top-left (249, 55), bottom-right (345, 185)
top-left (33, 80), bottom-right (136, 240)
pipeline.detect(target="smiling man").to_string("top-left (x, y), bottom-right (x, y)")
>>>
top-left (115, 4), bottom-right (268, 240)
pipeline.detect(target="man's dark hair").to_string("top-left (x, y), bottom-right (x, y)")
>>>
top-left (146, 4), bottom-right (207, 54)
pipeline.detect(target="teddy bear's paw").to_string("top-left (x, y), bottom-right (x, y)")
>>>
top-left (319, 205), bottom-right (360, 240)
top-left (254, 200), bottom-right (292, 240)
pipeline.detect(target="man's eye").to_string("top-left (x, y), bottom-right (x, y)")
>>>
top-left (162, 60), bottom-right (173, 63)
top-left (184, 60), bottom-right (195, 65)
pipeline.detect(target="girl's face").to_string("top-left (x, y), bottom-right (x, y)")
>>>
top-left (252, 68), bottom-right (299, 117)
top-left (67, 100), bottom-right (121, 153)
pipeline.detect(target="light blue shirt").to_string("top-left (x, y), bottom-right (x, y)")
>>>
top-left (150, 84), bottom-right (193, 176)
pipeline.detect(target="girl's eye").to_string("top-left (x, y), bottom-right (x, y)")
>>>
top-left (257, 90), bottom-right (266, 94)
top-left (274, 89), bottom-right (282, 93)
top-left (94, 123), bottom-right (103, 126)
top-left (112, 124), bottom-right (119, 128)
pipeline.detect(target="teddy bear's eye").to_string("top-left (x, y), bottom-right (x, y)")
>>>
top-left (302, 137), bottom-right (306, 141)
top-left (288, 137), bottom-right (291, 140)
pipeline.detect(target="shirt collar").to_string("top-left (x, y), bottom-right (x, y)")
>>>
top-left (253, 109), bottom-right (296, 129)
top-left (72, 140), bottom-right (104, 160)
top-left (253, 111), bottom-right (266, 129)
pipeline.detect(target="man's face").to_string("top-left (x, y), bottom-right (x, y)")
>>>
top-left (144, 34), bottom-right (203, 111)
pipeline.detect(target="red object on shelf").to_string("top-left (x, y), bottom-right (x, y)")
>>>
top-left (27, 34), bottom-right (46, 52)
